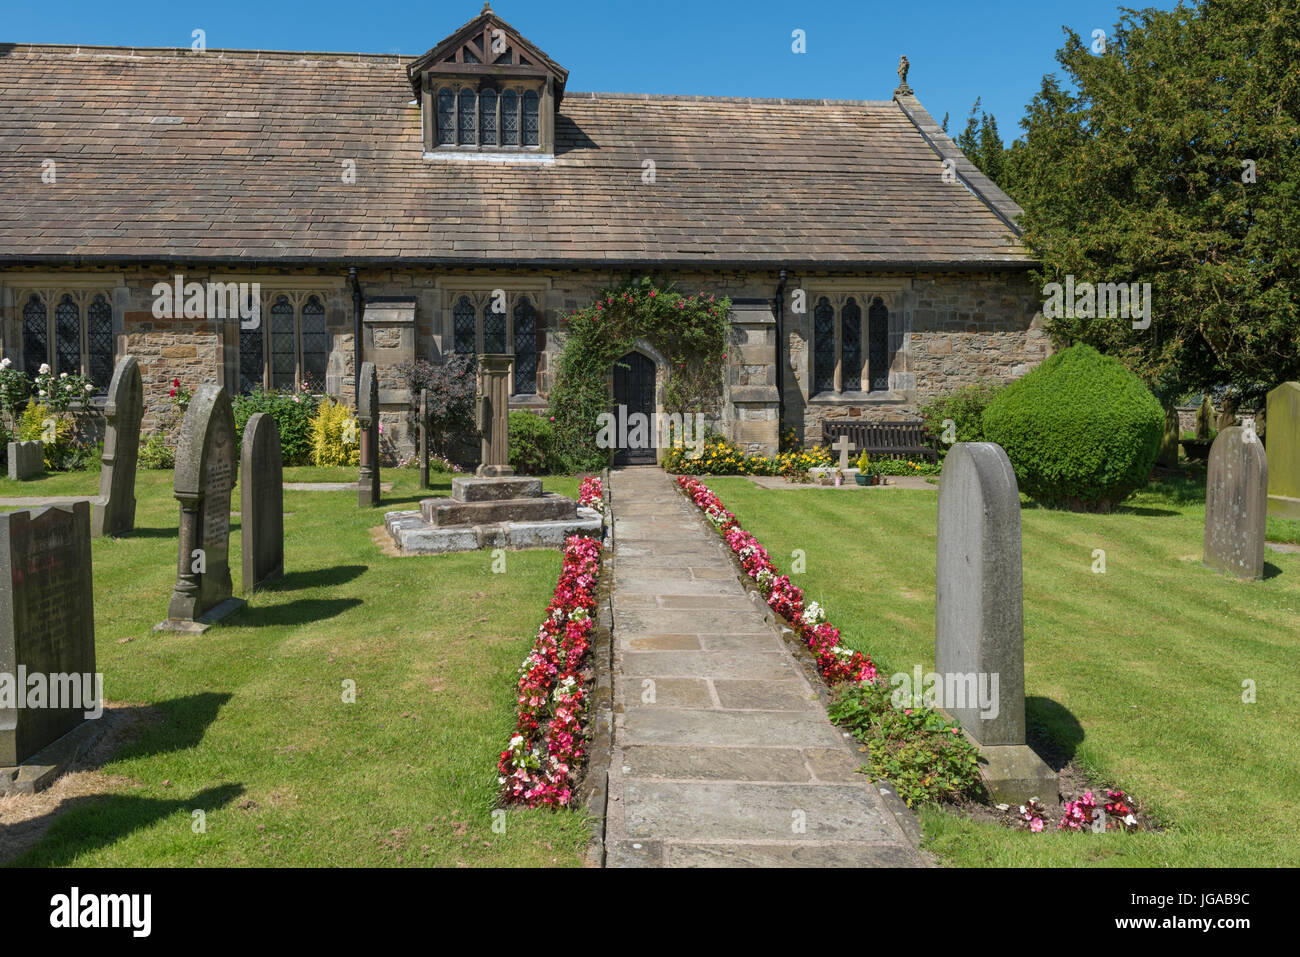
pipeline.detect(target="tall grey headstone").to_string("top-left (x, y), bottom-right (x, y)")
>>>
top-left (157, 384), bottom-right (244, 631)
top-left (1204, 426), bottom-right (1268, 580)
top-left (936, 442), bottom-right (1056, 803)
top-left (7, 441), bottom-right (44, 481)
top-left (92, 355), bottom-right (144, 537)
top-left (357, 362), bottom-right (380, 507)
top-left (240, 412), bottom-right (284, 593)
top-left (1, 501), bottom-right (96, 767)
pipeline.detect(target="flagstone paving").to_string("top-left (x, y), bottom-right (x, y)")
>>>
top-left (603, 467), bottom-right (926, 867)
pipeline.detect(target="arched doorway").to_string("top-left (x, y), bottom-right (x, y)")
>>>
top-left (612, 350), bottom-right (657, 465)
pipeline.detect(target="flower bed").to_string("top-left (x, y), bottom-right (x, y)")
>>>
top-left (578, 474), bottom-right (606, 515)
top-left (676, 476), bottom-right (874, 685)
top-left (497, 534), bottom-right (603, 808)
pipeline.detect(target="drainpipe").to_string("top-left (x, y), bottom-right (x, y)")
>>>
top-left (349, 267), bottom-right (363, 404)
top-left (774, 268), bottom-right (788, 430)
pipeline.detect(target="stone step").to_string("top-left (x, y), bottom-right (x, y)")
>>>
top-left (451, 475), bottom-right (542, 502)
top-left (421, 493), bottom-right (577, 527)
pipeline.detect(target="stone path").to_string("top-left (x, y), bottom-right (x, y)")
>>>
top-left (603, 466), bottom-right (925, 867)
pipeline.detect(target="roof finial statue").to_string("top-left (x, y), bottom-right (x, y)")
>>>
top-left (895, 54), bottom-right (913, 96)
top-left (482, 1), bottom-right (493, 13)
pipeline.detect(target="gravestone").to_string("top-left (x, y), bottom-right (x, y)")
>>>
top-left (476, 355), bottom-right (514, 477)
top-left (157, 384), bottom-right (245, 631)
top-left (1266, 382), bottom-right (1300, 519)
top-left (1156, 405), bottom-right (1180, 469)
top-left (357, 362), bottom-right (380, 507)
top-left (7, 441), bottom-right (44, 481)
top-left (831, 434), bottom-right (855, 471)
top-left (92, 355), bottom-right (144, 537)
top-left (1, 501), bottom-right (96, 768)
top-left (240, 412), bottom-right (284, 593)
top-left (1204, 426), bottom-right (1268, 580)
top-left (418, 388), bottom-right (429, 490)
top-left (935, 442), bottom-right (1057, 803)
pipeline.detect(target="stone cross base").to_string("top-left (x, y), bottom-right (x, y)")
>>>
top-left (475, 463), bottom-right (515, 478)
top-left (154, 596), bottom-right (247, 634)
top-left (975, 744), bottom-right (1059, 806)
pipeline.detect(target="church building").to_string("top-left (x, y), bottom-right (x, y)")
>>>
top-left (0, 4), bottom-right (1047, 460)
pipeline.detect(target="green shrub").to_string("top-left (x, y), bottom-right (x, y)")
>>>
top-left (309, 397), bottom-right (360, 467)
top-left (918, 381), bottom-right (1003, 450)
top-left (232, 389), bottom-right (320, 465)
top-left (508, 411), bottom-right (561, 475)
top-left (981, 343), bottom-right (1163, 510)
top-left (18, 402), bottom-right (80, 471)
top-left (139, 433), bottom-right (175, 469)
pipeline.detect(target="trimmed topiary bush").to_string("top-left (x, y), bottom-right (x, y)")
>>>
top-left (980, 344), bottom-right (1162, 510)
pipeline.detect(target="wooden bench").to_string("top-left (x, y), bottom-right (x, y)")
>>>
top-left (821, 421), bottom-right (939, 463)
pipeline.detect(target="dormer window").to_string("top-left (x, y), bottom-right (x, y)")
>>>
top-left (434, 84), bottom-right (540, 148)
top-left (409, 3), bottom-right (567, 159)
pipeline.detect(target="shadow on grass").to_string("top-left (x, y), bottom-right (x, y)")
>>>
top-left (257, 565), bottom-right (367, 592)
top-left (111, 526), bottom-right (180, 540)
top-left (7, 783), bottom-right (245, 868)
top-left (111, 693), bottom-right (234, 763)
top-left (1026, 696), bottom-right (1085, 772)
top-left (1263, 562), bottom-right (1284, 580)
top-left (234, 597), bottom-right (362, 627)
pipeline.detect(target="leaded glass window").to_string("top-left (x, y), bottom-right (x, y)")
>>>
top-left (868, 298), bottom-right (890, 392)
top-left (87, 294), bottom-right (114, 388)
top-left (458, 89), bottom-right (476, 145)
top-left (436, 88), bottom-right (455, 146)
top-left (22, 294), bottom-right (47, 377)
top-left (813, 297), bottom-right (836, 394)
top-left (522, 90), bottom-right (539, 146)
top-left (269, 295), bottom-right (296, 391)
top-left (841, 298), bottom-right (862, 391)
top-left (55, 295), bottom-right (80, 375)
top-left (501, 90), bottom-right (519, 146)
top-left (483, 299), bottom-right (507, 354)
top-left (453, 296), bottom-right (477, 356)
top-left (480, 89), bottom-right (498, 146)
top-left (513, 296), bottom-right (537, 395)
top-left (239, 319), bottom-right (264, 393)
top-left (301, 295), bottom-right (328, 390)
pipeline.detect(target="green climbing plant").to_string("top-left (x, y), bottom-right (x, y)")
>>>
top-left (548, 277), bottom-right (731, 471)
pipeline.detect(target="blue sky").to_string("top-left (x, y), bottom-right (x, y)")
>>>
top-left (4, 0), bottom-right (1183, 141)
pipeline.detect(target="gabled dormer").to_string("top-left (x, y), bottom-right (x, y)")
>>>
top-left (408, 3), bottom-right (568, 159)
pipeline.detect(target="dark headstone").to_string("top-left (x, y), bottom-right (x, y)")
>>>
top-left (418, 388), bottom-right (430, 490)
top-left (1204, 426), bottom-right (1268, 580)
top-left (240, 412), bottom-right (284, 593)
top-left (357, 362), bottom-right (380, 507)
top-left (7, 441), bottom-right (44, 481)
top-left (0, 502), bottom-right (96, 767)
top-left (1156, 405), bottom-right (1180, 469)
top-left (92, 355), bottom-right (144, 537)
top-left (935, 442), bottom-right (1056, 803)
top-left (159, 384), bottom-right (244, 630)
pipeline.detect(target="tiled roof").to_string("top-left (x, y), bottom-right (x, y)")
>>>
top-left (0, 44), bottom-right (1034, 268)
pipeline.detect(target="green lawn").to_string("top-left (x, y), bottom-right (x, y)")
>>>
top-left (2, 465), bottom-right (589, 867)
top-left (701, 475), bottom-right (1300, 867)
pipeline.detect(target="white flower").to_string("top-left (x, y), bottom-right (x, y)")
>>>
top-left (37, 389), bottom-right (46, 397)
top-left (59, 372), bottom-right (68, 379)
top-left (0, 357), bottom-right (10, 368)
top-left (1124, 814), bottom-right (1138, 827)
top-left (84, 384), bottom-right (94, 392)
top-left (39, 363), bottom-right (50, 374)
top-left (800, 601), bottom-right (825, 626)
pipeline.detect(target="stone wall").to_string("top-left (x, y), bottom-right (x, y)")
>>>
top-left (2, 265), bottom-right (1047, 463)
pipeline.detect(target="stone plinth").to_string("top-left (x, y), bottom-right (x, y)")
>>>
top-left (452, 476), bottom-right (542, 501)
top-left (476, 354), bottom-right (514, 477)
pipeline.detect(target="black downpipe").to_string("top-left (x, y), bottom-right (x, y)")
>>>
top-left (349, 267), bottom-right (363, 404)
top-left (774, 268), bottom-right (787, 434)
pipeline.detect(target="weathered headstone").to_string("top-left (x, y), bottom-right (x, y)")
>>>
top-left (1156, 405), bottom-right (1180, 469)
top-left (7, 441), bottom-right (44, 481)
top-left (1204, 426), bottom-right (1268, 580)
top-left (357, 362), bottom-right (380, 507)
top-left (1, 501), bottom-right (96, 768)
top-left (418, 388), bottom-right (430, 490)
top-left (92, 355), bottom-right (144, 537)
top-left (157, 384), bottom-right (244, 631)
top-left (240, 412), bottom-right (283, 593)
top-left (476, 355), bottom-right (514, 477)
top-left (1266, 382), bottom-right (1300, 519)
top-left (935, 442), bottom-right (1057, 803)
